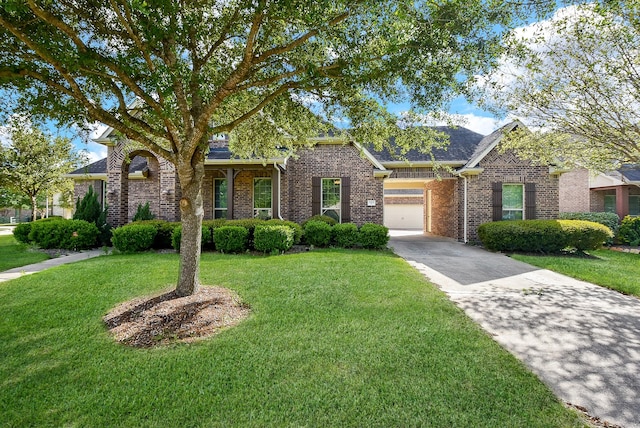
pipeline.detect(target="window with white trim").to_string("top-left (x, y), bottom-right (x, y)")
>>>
top-left (253, 178), bottom-right (272, 219)
top-left (502, 184), bottom-right (524, 220)
top-left (322, 178), bottom-right (341, 222)
top-left (214, 178), bottom-right (227, 219)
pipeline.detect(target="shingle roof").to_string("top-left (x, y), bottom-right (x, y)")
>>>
top-left (69, 156), bottom-right (148, 175)
top-left (619, 164), bottom-right (640, 182)
top-left (464, 121), bottom-right (521, 168)
top-left (366, 126), bottom-right (485, 163)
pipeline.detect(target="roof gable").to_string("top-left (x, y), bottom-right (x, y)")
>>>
top-left (464, 120), bottom-right (523, 169)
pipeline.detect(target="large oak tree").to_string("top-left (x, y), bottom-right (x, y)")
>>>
top-left (0, 0), bottom-right (547, 296)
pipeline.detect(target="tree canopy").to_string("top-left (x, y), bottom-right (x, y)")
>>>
top-left (0, 1), bottom-right (551, 295)
top-left (0, 116), bottom-right (82, 221)
top-left (479, 2), bottom-right (640, 171)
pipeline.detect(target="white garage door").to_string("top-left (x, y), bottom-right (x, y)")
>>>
top-left (384, 204), bottom-right (424, 230)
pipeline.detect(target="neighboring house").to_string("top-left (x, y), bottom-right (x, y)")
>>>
top-left (559, 166), bottom-right (640, 218)
top-left (68, 121), bottom-right (561, 242)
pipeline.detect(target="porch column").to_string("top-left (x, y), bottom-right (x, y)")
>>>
top-left (616, 186), bottom-right (629, 218)
top-left (271, 167), bottom-right (280, 219)
top-left (227, 168), bottom-right (234, 220)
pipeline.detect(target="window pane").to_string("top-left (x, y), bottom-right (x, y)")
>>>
top-left (630, 195), bottom-right (640, 216)
top-left (604, 195), bottom-right (616, 213)
top-left (214, 179), bottom-right (227, 209)
top-left (322, 178), bottom-right (341, 222)
top-left (254, 178), bottom-right (272, 209)
top-left (502, 210), bottom-right (523, 220)
top-left (502, 184), bottom-right (523, 209)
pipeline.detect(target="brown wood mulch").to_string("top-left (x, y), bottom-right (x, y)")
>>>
top-left (103, 286), bottom-right (250, 348)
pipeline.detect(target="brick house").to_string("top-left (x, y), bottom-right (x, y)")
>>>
top-left (69, 120), bottom-right (561, 242)
top-left (559, 166), bottom-right (640, 218)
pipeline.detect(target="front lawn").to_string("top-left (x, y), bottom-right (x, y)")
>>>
top-left (512, 249), bottom-right (640, 297)
top-left (0, 234), bottom-right (49, 271)
top-left (0, 250), bottom-right (584, 427)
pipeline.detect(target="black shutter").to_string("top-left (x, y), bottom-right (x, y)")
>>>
top-left (492, 182), bottom-right (503, 221)
top-left (312, 176), bottom-right (321, 216)
top-left (525, 183), bottom-right (536, 219)
top-left (341, 177), bottom-right (351, 223)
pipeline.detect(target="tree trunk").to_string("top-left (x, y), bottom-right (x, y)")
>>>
top-left (30, 195), bottom-right (37, 222)
top-left (175, 157), bottom-right (206, 296)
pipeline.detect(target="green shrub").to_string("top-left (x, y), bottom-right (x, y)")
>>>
top-left (132, 202), bottom-right (156, 222)
top-left (618, 216), bottom-right (640, 246)
top-left (358, 223), bottom-right (389, 249)
top-left (131, 220), bottom-right (179, 249)
top-left (332, 223), bottom-right (359, 248)
top-left (478, 220), bottom-right (613, 253)
top-left (302, 215), bottom-right (338, 227)
top-left (171, 225), bottom-right (213, 252)
top-left (253, 225), bottom-right (294, 253)
top-left (266, 219), bottom-right (303, 244)
top-left (303, 220), bottom-right (332, 247)
top-left (559, 212), bottom-right (619, 244)
top-left (203, 219), bottom-right (228, 250)
top-left (73, 185), bottom-right (111, 245)
top-left (12, 222), bottom-right (32, 243)
top-left (28, 219), bottom-right (99, 250)
top-left (214, 226), bottom-right (249, 253)
top-left (111, 224), bottom-right (157, 252)
top-left (225, 219), bottom-right (265, 247)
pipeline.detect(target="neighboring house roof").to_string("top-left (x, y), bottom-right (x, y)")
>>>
top-left (367, 126), bottom-right (485, 164)
top-left (619, 165), bottom-right (640, 184)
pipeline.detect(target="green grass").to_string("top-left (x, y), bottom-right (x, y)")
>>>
top-left (512, 249), bottom-right (640, 297)
top-left (0, 235), bottom-right (50, 271)
top-left (0, 250), bottom-right (584, 427)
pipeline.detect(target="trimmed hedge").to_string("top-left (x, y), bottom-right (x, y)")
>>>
top-left (171, 225), bottom-right (212, 252)
top-left (254, 225), bottom-right (294, 253)
top-left (302, 215), bottom-right (337, 227)
top-left (478, 219), bottom-right (613, 253)
top-left (618, 216), bottom-right (640, 246)
top-left (559, 212), bottom-right (618, 244)
top-left (332, 223), bottom-right (359, 248)
top-left (214, 226), bottom-right (249, 253)
top-left (111, 224), bottom-right (157, 252)
top-left (266, 219), bottom-right (303, 244)
top-left (27, 219), bottom-right (99, 250)
top-left (12, 222), bottom-right (31, 244)
top-left (303, 220), bottom-right (332, 247)
top-left (358, 223), bottom-right (390, 249)
top-left (131, 220), bottom-right (179, 249)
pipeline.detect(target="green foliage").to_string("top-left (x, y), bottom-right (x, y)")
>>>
top-left (303, 220), bottom-right (332, 247)
top-left (266, 219), bottom-right (303, 244)
top-left (203, 219), bottom-right (228, 250)
top-left (111, 224), bottom-right (157, 253)
top-left (618, 216), bottom-right (640, 246)
top-left (131, 220), bottom-right (179, 249)
top-left (27, 219), bottom-right (99, 250)
top-left (478, 220), bottom-right (613, 253)
top-left (302, 215), bottom-right (338, 227)
top-left (225, 219), bottom-right (265, 246)
top-left (559, 212), bottom-right (619, 244)
top-left (253, 225), bottom-right (294, 253)
top-left (358, 223), bottom-right (390, 249)
top-left (73, 185), bottom-right (111, 245)
top-left (0, 235), bottom-right (49, 271)
top-left (213, 226), bottom-right (249, 253)
top-left (132, 202), bottom-right (156, 222)
top-left (12, 222), bottom-right (31, 244)
top-left (332, 223), bottom-right (359, 248)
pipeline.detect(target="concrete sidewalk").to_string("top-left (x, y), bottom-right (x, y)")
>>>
top-left (390, 232), bottom-right (640, 428)
top-left (0, 249), bottom-right (104, 282)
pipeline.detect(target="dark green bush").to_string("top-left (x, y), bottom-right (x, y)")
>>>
top-left (302, 215), bottom-right (337, 227)
top-left (111, 224), bottom-right (157, 252)
top-left (73, 185), bottom-right (111, 245)
top-left (478, 220), bottom-right (613, 253)
top-left (214, 226), bottom-right (249, 253)
top-left (203, 219), bottom-right (228, 250)
top-left (28, 219), bottom-right (99, 250)
top-left (171, 225), bottom-right (213, 252)
top-left (559, 212), bottom-right (619, 244)
top-left (358, 223), bottom-right (389, 249)
top-left (618, 216), bottom-right (640, 246)
top-left (253, 225), bottom-right (294, 253)
top-left (132, 202), bottom-right (156, 222)
top-left (12, 222), bottom-right (31, 244)
top-left (131, 220), bottom-right (179, 249)
top-left (303, 220), bottom-right (332, 247)
top-left (266, 219), bottom-right (303, 244)
top-left (332, 223), bottom-right (359, 248)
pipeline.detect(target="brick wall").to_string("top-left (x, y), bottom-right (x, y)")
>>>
top-left (424, 179), bottom-right (458, 238)
top-left (559, 168), bottom-right (591, 212)
top-left (127, 156), bottom-right (160, 221)
top-left (465, 148), bottom-right (559, 242)
top-left (74, 179), bottom-right (105, 207)
top-left (285, 143), bottom-right (383, 225)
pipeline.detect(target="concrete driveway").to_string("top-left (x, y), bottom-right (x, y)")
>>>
top-left (390, 231), bottom-right (640, 428)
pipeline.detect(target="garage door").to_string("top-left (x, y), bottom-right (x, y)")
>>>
top-left (384, 204), bottom-right (424, 229)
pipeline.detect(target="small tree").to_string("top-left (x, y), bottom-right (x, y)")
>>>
top-left (0, 116), bottom-right (83, 221)
top-left (74, 185), bottom-right (110, 245)
top-left (132, 202), bottom-right (155, 222)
